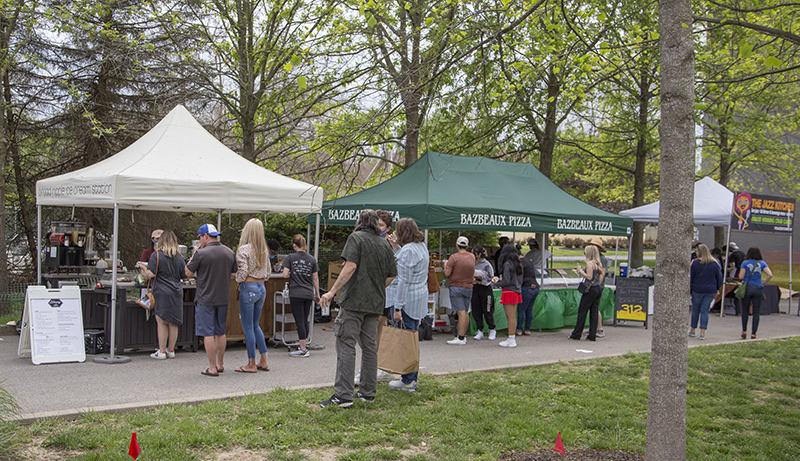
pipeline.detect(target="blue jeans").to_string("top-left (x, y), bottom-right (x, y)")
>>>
top-left (517, 286), bottom-right (539, 332)
top-left (690, 291), bottom-right (716, 330)
top-left (393, 309), bottom-right (420, 384)
top-left (238, 282), bottom-right (268, 359)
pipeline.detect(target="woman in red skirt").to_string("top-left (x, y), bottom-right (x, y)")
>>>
top-left (494, 244), bottom-right (523, 348)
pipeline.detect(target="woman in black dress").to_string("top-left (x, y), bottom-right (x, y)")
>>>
top-left (140, 230), bottom-right (186, 359)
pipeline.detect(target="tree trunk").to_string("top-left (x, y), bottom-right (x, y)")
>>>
top-left (630, 71), bottom-right (651, 268)
top-left (538, 67), bottom-right (560, 179)
top-left (646, 0), bottom-right (695, 458)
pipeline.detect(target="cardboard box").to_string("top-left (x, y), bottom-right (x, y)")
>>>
top-left (328, 260), bottom-right (345, 301)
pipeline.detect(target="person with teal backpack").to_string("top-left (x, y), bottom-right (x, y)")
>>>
top-left (736, 247), bottom-right (773, 340)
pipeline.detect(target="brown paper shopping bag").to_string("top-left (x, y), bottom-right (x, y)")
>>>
top-left (377, 324), bottom-right (420, 375)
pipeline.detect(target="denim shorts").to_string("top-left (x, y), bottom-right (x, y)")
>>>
top-left (195, 304), bottom-right (228, 336)
top-left (449, 286), bottom-right (473, 312)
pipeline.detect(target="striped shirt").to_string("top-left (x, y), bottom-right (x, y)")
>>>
top-left (393, 242), bottom-right (430, 320)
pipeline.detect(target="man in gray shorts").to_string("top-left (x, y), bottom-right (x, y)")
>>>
top-left (319, 210), bottom-right (397, 408)
top-left (445, 236), bottom-right (476, 345)
top-left (186, 224), bottom-right (237, 377)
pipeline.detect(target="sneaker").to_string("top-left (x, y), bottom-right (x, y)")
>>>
top-left (596, 330), bottom-right (605, 338)
top-left (488, 330), bottom-right (497, 341)
top-left (473, 330), bottom-right (484, 340)
top-left (388, 379), bottom-right (418, 392)
top-left (447, 337), bottom-right (467, 345)
top-left (166, 350), bottom-right (176, 359)
top-left (377, 369), bottom-right (394, 382)
top-left (320, 394), bottom-right (353, 408)
top-left (354, 371), bottom-right (361, 386)
top-left (499, 337), bottom-right (517, 348)
top-left (354, 391), bottom-right (374, 402)
top-left (150, 350), bottom-right (167, 360)
top-left (699, 335), bottom-right (705, 340)
top-left (688, 330), bottom-right (695, 337)
top-left (289, 349), bottom-right (310, 357)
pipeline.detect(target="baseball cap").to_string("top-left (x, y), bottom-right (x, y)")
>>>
top-left (527, 238), bottom-right (537, 246)
top-left (456, 236), bottom-right (469, 247)
top-left (198, 223), bottom-right (221, 237)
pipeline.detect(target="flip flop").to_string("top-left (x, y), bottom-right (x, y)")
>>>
top-left (217, 366), bottom-right (224, 373)
top-left (235, 367), bottom-right (258, 373)
top-left (201, 368), bottom-right (219, 377)
top-left (257, 365), bottom-right (270, 372)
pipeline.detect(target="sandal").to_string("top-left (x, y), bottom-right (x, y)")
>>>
top-left (751, 334), bottom-right (757, 339)
top-left (522, 331), bottom-right (531, 336)
top-left (257, 365), bottom-right (270, 372)
top-left (741, 332), bottom-right (747, 340)
top-left (201, 368), bottom-right (219, 377)
top-left (235, 366), bottom-right (258, 373)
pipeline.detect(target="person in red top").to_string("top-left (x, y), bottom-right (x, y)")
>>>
top-left (445, 236), bottom-right (476, 345)
top-left (139, 229), bottom-right (163, 262)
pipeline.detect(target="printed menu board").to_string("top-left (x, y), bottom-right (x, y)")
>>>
top-left (26, 286), bottom-right (85, 364)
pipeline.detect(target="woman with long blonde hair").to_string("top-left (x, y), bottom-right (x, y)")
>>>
top-left (568, 245), bottom-right (605, 341)
top-left (139, 230), bottom-right (186, 359)
top-left (689, 244), bottom-right (723, 340)
top-left (234, 218), bottom-right (271, 373)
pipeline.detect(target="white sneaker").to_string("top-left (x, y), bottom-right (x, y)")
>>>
top-left (289, 349), bottom-right (310, 357)
top-left (377, 369), bottom-right (394, 382)
top-left (388, 379), bottom-right (417, 392)
top-left (166, 350), bottom-right (176, 359)
top-left (150, 350), bottom-right (167, 360)
top-left (447, 337), bottom-right (467, 345)
top-left (499, 337), bottom-right (517, 348)
top-left (473, 330), bottom-right (484, 340)
top-left (488, 330), bottom-right (497, 341)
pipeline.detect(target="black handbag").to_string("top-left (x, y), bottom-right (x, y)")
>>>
top-left (577, 266), bottom-right (598, 294)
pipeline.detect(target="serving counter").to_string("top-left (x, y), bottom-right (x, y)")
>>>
top-left (85, 273), bottom-right (294, 354)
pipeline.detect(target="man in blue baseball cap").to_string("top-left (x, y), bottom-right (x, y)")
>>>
top-left (186, 223), bottom-right (237, 377)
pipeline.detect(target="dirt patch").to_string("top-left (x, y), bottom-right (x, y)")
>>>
top-left (500, 449), bottom-right (645, 460)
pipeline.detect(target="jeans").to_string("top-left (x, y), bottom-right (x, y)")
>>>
top-left (741, 285), bottom-right (764, 335)
top-left (238, 282), bottom-right (268, 359)
top-left (334, 308), bottom-right (379, 400)
top-left (393, 309), bottom-right (420, 384)
top-left (690, 291), bottom-right (716, 330)
top-left (517, 286), bottom-right (540, 332)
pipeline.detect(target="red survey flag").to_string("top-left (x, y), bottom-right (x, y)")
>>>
top-left (554, 431), bottom-right (565, 455)
top-left (129, 432), bottom-right (142, 459)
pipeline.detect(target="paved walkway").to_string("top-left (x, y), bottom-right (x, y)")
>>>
top-left (2, 298), bottom-right (799, 422)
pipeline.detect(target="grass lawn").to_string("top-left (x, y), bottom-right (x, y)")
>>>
top-left (3, 338), bottom-right (800, 460)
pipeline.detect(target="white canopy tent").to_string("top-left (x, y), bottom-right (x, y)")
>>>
top-left (35, 104), bottom-right (324, 362)
top-left (619, 177), bottom-right (734, 226)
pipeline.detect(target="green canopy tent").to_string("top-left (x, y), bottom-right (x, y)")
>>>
top-left (308, 152), bottom-right (631, 331)
top-left (309, 152), bottom-right (632, 236)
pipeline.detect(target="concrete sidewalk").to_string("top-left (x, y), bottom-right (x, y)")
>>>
top-left (2, 299), bottom-right (799, 422)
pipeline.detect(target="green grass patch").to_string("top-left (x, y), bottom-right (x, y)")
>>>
top-left (5, 339), bottom-right (800, 460)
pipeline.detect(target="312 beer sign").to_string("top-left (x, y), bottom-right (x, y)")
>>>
top-left (617, 303), bottom-right (646, 321)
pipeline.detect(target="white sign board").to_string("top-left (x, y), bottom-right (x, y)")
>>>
top-left (21, 285), bottom-right (85, 365)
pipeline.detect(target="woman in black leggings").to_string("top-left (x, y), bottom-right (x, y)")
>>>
top-left (281, 235), bottom-right (320, 357)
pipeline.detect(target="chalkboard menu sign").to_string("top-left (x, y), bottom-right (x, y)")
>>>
top-left (614, 277), bottom-right (649, 328)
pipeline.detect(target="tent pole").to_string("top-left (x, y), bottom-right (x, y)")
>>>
top-left (217, 212), bottom-right (222, 243)
top-left (94, 203), bottom-right (131, 364)
top-left (314, 214), bottom-right (320, 263)
top-left (615, 237), bottom-right (620, 282)
top-left (424, 229), bottom-right (428, 246)
top-left (786, 233), bottom-right (793, 315)
top-left (306, 223), bottom-right (311, 253)
top-left (36, 205), bottom-right (42, 285)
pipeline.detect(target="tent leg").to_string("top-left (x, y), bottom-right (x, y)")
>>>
top-left (217, 212), bottom-right (222, 243)
top-left (37, 205), bottom-right (42, 285)
top-left (94, 203), bottom-right (130, 364)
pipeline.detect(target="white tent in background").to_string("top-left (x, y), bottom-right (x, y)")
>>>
top-left (35, 105), bottom-right (324, 363)
top-left (619, 177), bottom-right (733, 226)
